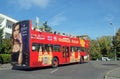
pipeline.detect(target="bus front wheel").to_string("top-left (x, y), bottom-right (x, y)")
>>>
top-left (52, 57), bottom-right (59, 68)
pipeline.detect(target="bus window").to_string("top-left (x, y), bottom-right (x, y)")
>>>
top-left (39, 45), bottom-right (43, 52)
top-left (77, 47), bottom-right (81, 52)
top-left (70, 46), bottom-right (73, 52)
top-left (53, 45), bottom-right (60, 52)
top-left (32, 43), bottom-right (43, 52)
top-left (62, 46), bottom-right (69, 57)
top-left (70, 46), bottom-right (77, 52)
top-left (80, 47), bottom-right (85, 52)
top-left (44, 44), bottom-right (53, 52)
top-left (32, 45), bottom-right (36, 51)
top-left (74, 47), bottom-right (78, 52)
top-left (48, 45), bottom-right (53, 52)
top-left (84, 48), bottom-right (89, 53)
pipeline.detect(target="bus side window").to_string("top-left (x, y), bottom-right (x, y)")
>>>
top-left (53, 45), bottom-right (60, 52)
top-left (77, 47), bottom-right (81, 52)
top-left (80, 47), bottom-right (85, 52)
top-left (74, 47), bottom-right (78, 52)
top-left (39, 45), bottom-right (43, 52)
top-left (32, 45), bottom-right (36, 51)
top-left (62, 46), bottom-right (69, 57)
top-left (70, 46), bottom-right (75, 52)
top-left (44, 44), bottom-right (53, 52)
top-left (32, 43), bottom-right (39, 52)
top-left (32, 43), bottom-right (42, 52)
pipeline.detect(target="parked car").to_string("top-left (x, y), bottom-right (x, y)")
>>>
top-left (102, 57), bottom-right (111, 61)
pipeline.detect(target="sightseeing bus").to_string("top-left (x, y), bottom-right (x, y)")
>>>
top-left (11, 20), bottom-right (89, 69)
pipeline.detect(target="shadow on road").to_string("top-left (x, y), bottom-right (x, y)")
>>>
top-left (12, 62), bottom-right (88, 71)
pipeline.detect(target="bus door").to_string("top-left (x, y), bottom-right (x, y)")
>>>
top-left (70, 46), bottom-right (80, 63)
top-left (62, 46), bottom-right (70, 64)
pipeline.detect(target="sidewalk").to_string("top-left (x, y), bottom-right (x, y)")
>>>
top-left (0, 63), bottom-right (12, 70)
top-left (105, 67), bottom-right (120, 79)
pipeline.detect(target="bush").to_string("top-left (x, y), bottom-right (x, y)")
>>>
top-left (0, 54), bottom-right (11, 64)
top-left (0, 39), bottom-right (12, 54)
top-left (90, 52), bottom-right (102, 60)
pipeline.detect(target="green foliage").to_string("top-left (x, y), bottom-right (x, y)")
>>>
top-left (90, 27), bottom-right (120, 60)
top-left (90, 52), bottom-right (102, 60)
top-left (90, 36), bottom-right (113, 60)
top-left (42, 21), bottom-right (52, 32)
top-left (34, 21), bottom-right (52, 32)
top-left (97, 36), bottom-right (113, 57)
top-left (0, 28), bottom-right (11, 64)
top-left (0, 28), bottom-right (3, 44)
top-left (90, 40), bottom-right (102, 60)
top-left (115, 28), bottom-right (120, 57)
top-left (107, 52), bottom-right (114, 58)
top-left (0, 39), bottom-right (12, 54)
top-left (0, 54), bottom-right (11, 64)
top-left (0, 28), bottom-right (3, 38)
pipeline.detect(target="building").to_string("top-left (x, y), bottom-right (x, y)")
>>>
top-left (0, 13), bottom-right (18, 38)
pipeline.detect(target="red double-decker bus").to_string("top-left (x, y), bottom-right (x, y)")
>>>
top-left (11, 20), bottom-right (89, 69)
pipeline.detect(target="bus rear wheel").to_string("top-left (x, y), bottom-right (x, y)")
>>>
top-left (52, 57), bottom-right (59, 68)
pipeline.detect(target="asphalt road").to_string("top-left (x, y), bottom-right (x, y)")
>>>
top-left (0, 61), bottom-right (120, 79)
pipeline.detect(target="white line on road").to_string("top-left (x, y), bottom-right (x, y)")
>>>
top-left (104, 67), bottom-right (120, 79)
top-left (50, 68), bottom-right (58, 74)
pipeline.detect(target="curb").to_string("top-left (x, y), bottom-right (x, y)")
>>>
top-left (104, 67), bottom-right (120, 79)
top-left (0, 64), bottom-right (12, 70)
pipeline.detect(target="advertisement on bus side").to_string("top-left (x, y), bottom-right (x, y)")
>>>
top-left (12, 20), bottom-right (30, 66)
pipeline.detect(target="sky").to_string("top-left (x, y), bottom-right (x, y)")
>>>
top-left (0, 0), bottom-right (120, 39)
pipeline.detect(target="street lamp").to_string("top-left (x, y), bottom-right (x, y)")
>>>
top-left (110, 22), bottom-right (117, 61)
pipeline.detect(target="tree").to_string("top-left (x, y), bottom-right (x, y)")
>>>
top-left (0, 28), bottom-right (3, 53)
top-left (0, 28), bottom-right (12, 54)
top-left (42, 21), bottom-right (52, 32)
top-left (115, 28), bottom-right (120, 58)
top-left (0, 28), bottom-right (11, 63)
top-left (97, 36), bottom-right (113, 58)
top-left (0, 28), bottom-right (3, 44)
top-left (0, 39), bottom-right (12, 54)
top-left (90, 36), bottom-right (114, 60)
top-left (90, 40), bottom-right (102, 60)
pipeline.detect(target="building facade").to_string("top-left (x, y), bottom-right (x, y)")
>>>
top-left (0, 13), bottom-right (18, 38)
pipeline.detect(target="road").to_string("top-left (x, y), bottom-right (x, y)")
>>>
top-left (0, 61), bottom-right (120, 79)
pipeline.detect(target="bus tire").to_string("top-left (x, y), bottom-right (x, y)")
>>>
top-left (79, 56), bottom-right (84, 64)
top-left (52, 57), bottom-right (59, 68)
